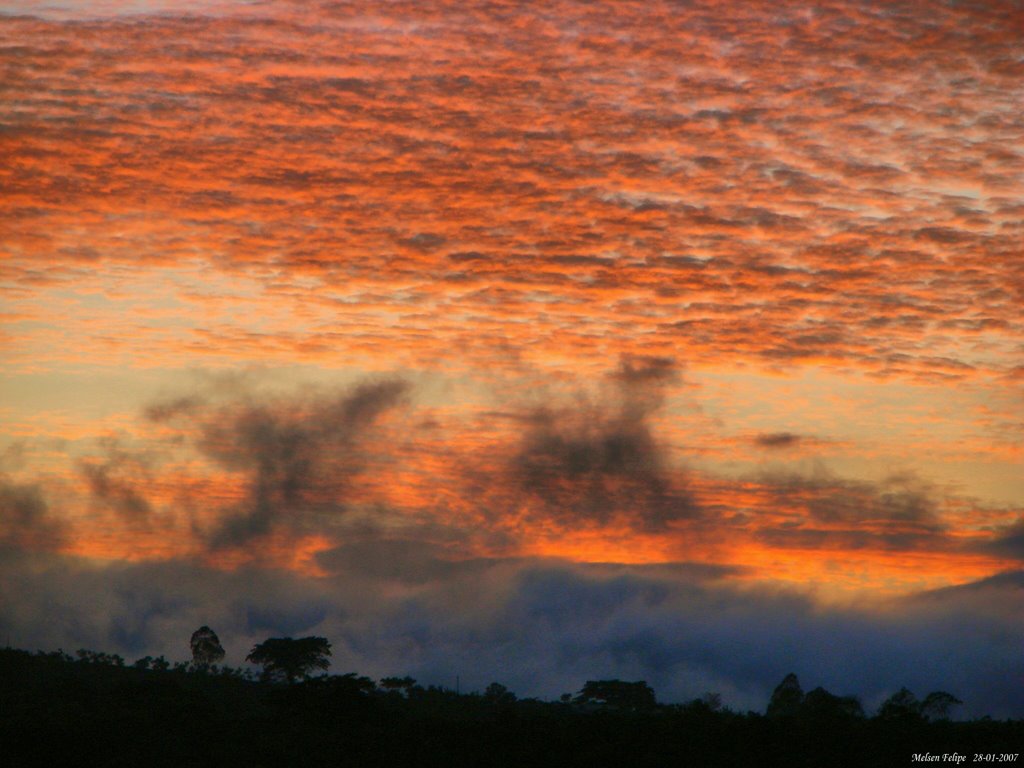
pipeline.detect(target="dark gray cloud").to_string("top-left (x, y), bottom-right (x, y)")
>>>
top-left (753, 527), bottom-right (941, 553)
top-left (745, 470), bottom-right (947, 553)
top-left (808, 481), bottom-right (939, 529)
top-left (143, 396), bottom-right (205, 423)
top-left (761, 470), bottom-right (942, 527)
top-left (914, 570), bottom-right (1024, 598)
top-left (754, 432), bottom-right (801, 448)
top-left (978, 518), bottom-right (1024, 561)
top-left (1, 548), bottom-right (1020, 718)
top-left (510, 357), bottom-right (696, 531)
top-left (0, 478), bottom-right (63, 548)
top-left (610, 356), bottom-right (678, 386)
top-left (79, 437), bottom-right (154, 525)
top-left (148, 378), bottom-right (410, 549)
top-left (316, 539), bottom-right (504, 585)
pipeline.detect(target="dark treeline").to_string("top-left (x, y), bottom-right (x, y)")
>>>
top-left (2, 641), bottom-right (1021, 768)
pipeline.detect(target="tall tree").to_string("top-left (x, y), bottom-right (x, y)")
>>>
top-left (766, 673), bottom-right (804, 718)
top-left (921, 691), bottom-right (962, 721)
top-left (877, 687), bottom-right (922, 721)
top-left (484, 682), bottom-right (516, 705)
top-left (802, 686), bottom-right (864, 720)
top-left (246, 636), bottom-right (331, 683)
top-left (190, 626), bottom-right (226, 666)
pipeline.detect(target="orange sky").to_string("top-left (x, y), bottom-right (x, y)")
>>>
top-left (2, 0), bottom-right (1023, 602)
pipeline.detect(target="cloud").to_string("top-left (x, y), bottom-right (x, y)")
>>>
top-left (744, 470), bottom-right (948, 554)
top-left (0, 478), bottom-right (63, 549)
top-left (148, 378), bottom-right (410, 549)
top-left (759, 469), bottom-right (942, 526)
top-left (804, 474), bottom-right (940, 528)
top-left (610, 355), bottom-right (678, 387)
top-left (978, 518), bottom-right (1024, 561)
top-left (0, 364), bottom-right (1008, 591)
top-left (316, 538), bottom-right (504, 585)
top-left (915, 570), bottom-right (1024, 598)
top-left (79, 437), bottom-right (154, 526)
top-left (1, 548), bottom-right (1021, 718)
top-left (509, 358), bottom-right (696, 532)
top-left (754, 432), bottom-right (801, 448)
top-left (2, 0), bottom-right (1020, 381)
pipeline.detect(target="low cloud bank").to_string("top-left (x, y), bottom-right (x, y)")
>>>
top-left (2, 548), bottom-right (1020, 718)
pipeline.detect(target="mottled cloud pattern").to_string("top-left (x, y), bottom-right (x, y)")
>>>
top-left (1, 0), bottom-right (1021, 378)
top-left (1, 0), bottom-right (1022, 717)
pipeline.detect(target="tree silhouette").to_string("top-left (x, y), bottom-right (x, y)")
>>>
top-left (246, 636), bottom-right (331, 683)
top-left (190, 626), bottom-right (226, 666)
top-left (700, 692), bottom-right (723, 712)
top-left (484, 682), bottom-right (516, 704)
top-left (877, 687), bottom-right (921, 721)
top-left (380, 676), bottom-right (417, 694)
top-left (575, 680), bottom-right (656, 711)
top-left (802, 686), bottom-right (864, 720)
top-left (921, 691), bottom-right (962, 721)
top-left (766, 672), bottom-right (804, 718)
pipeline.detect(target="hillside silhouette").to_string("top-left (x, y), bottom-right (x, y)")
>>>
top-left (1, 643), bottom-right (1021, 767)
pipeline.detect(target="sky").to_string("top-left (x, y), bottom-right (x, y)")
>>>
top-left (1, 0), bottom-right (1023, 717)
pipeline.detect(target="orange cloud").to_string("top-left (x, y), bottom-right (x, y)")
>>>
top-left (1, 0), bottom-right (1021, 602)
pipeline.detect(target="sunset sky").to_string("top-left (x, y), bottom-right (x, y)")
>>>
top-left (1, 0), bottom-right (1022, 716)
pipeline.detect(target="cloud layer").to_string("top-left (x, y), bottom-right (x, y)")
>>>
top-left (1, 0), bottom-right (1021, 381)
top-left (2, 547), bottom-right (1022, 717)
top-left (5, 371), bottom-right (1018, 594)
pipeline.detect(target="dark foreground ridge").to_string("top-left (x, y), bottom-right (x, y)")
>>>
top-left (1, 646), bottom-right (1021, 768)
